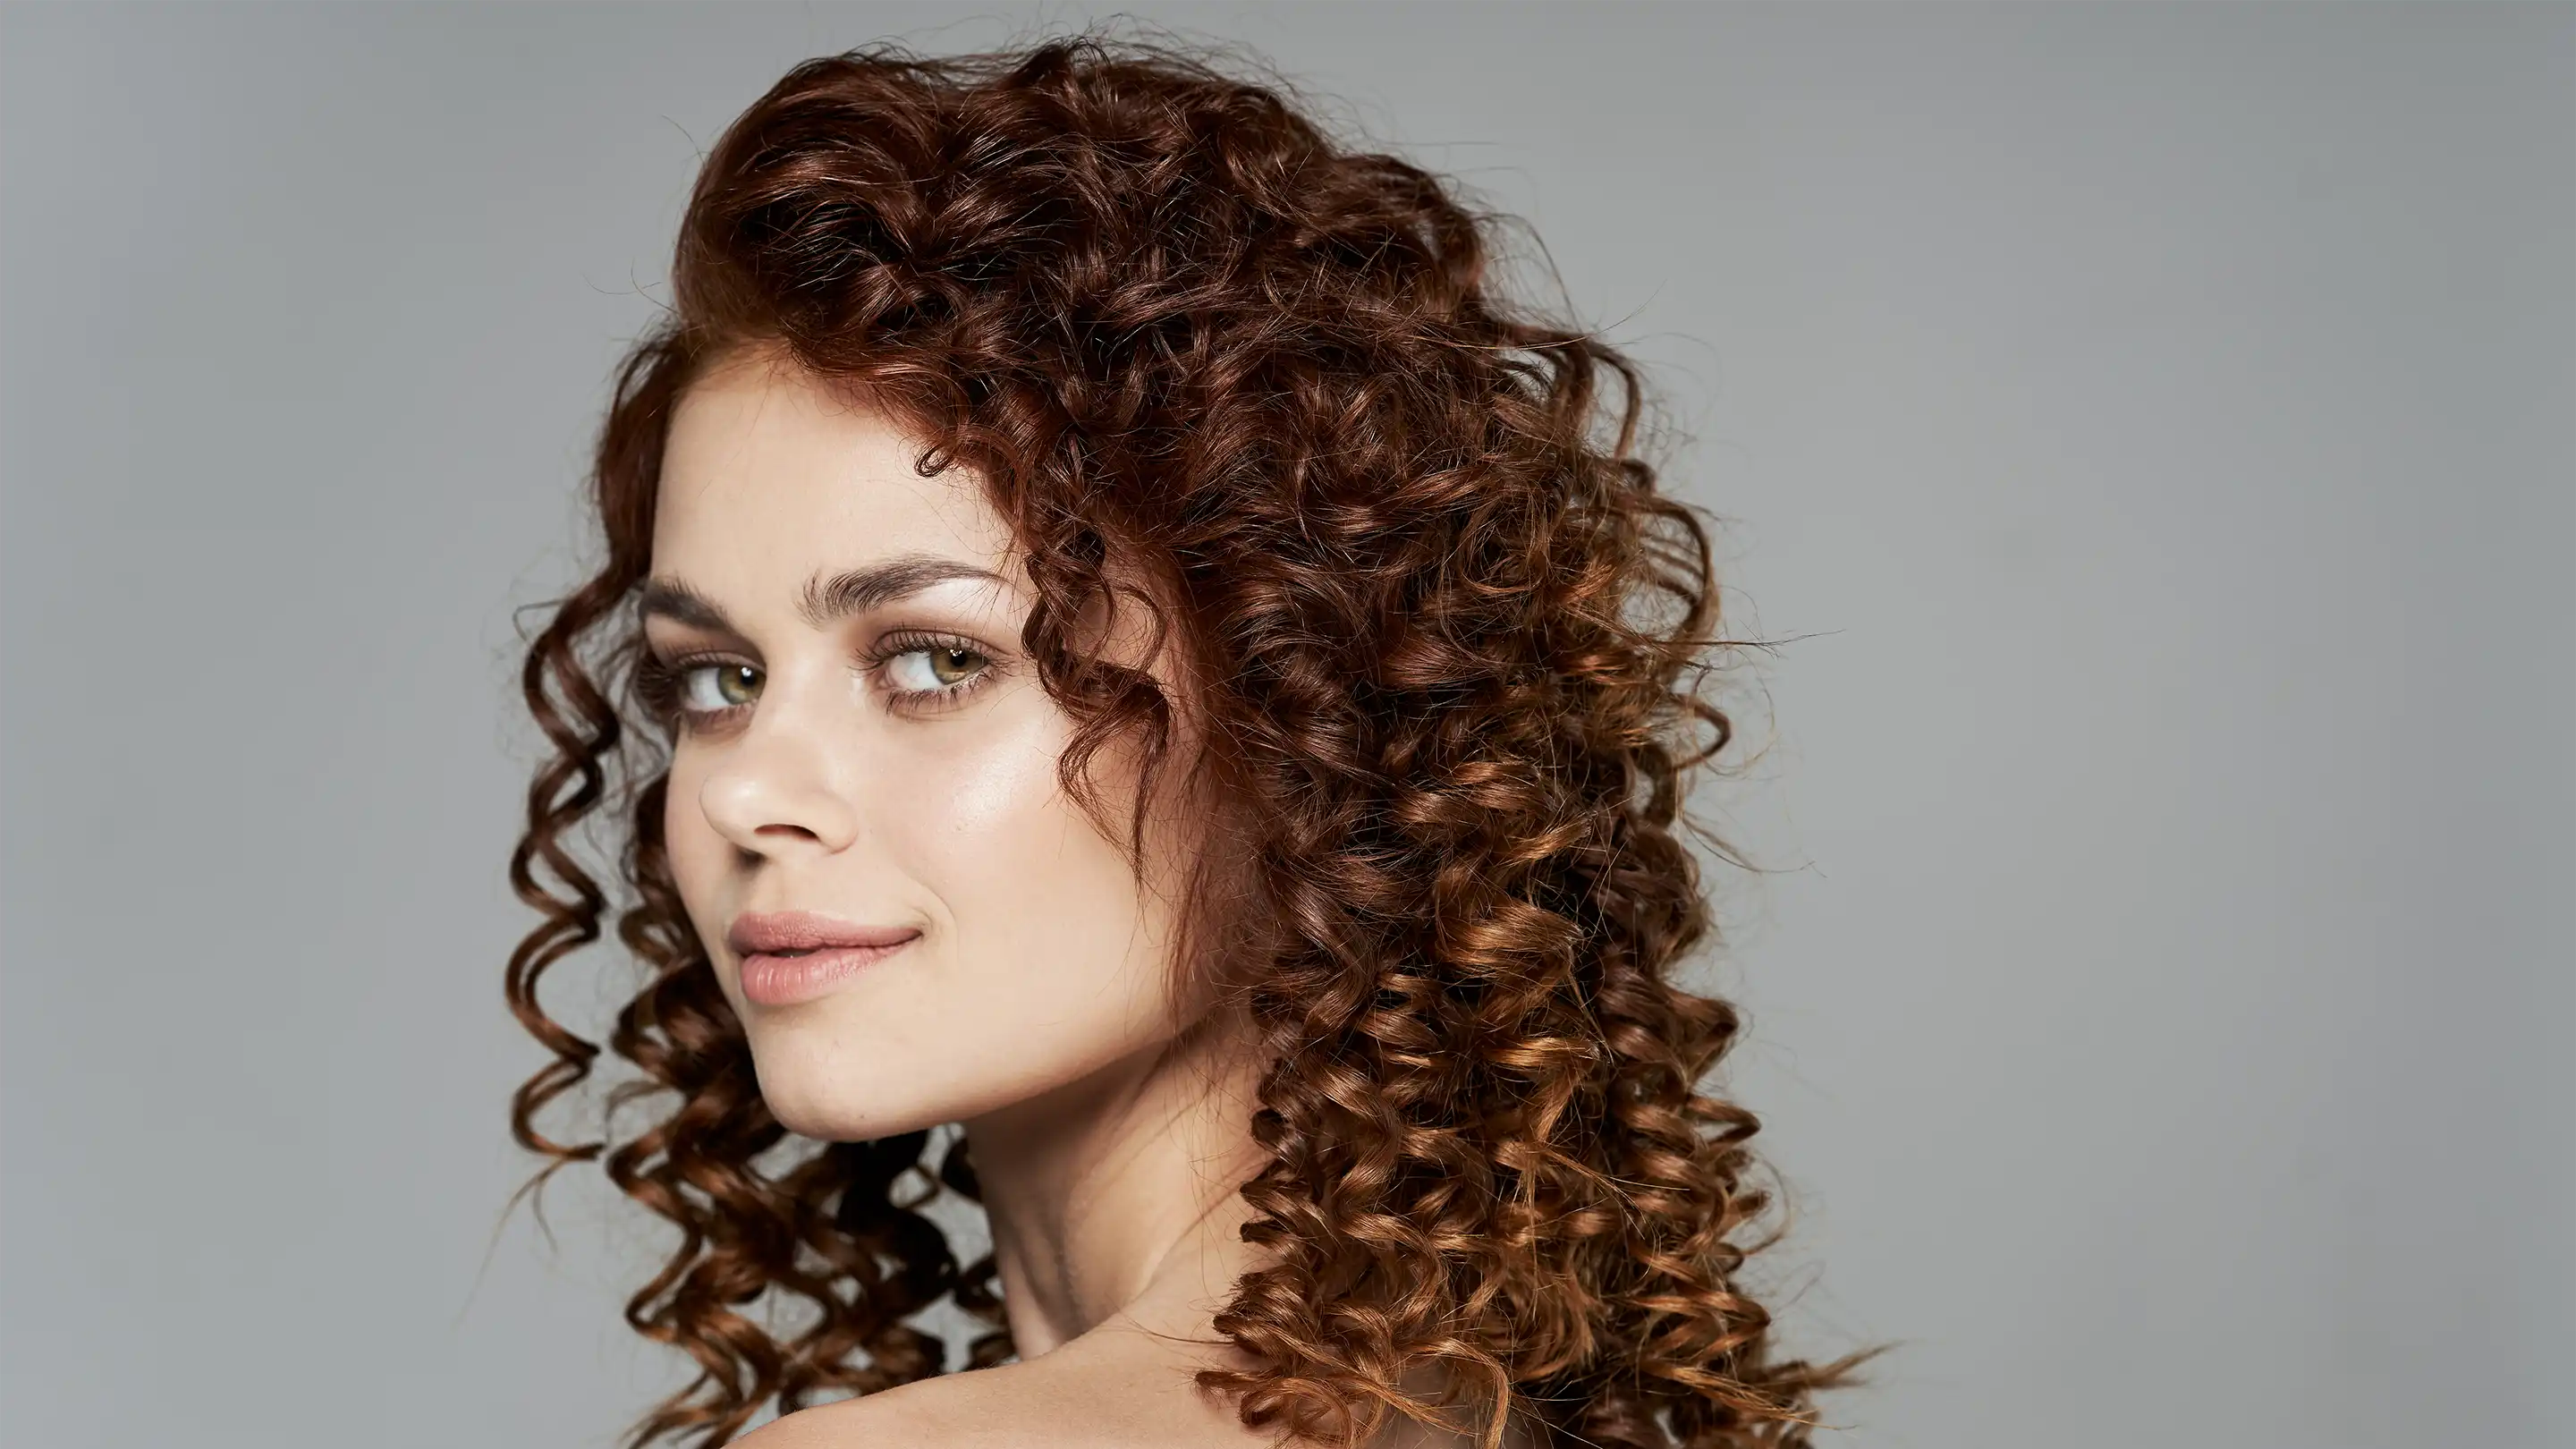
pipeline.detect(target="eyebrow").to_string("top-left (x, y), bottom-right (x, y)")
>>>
top-left (637, 554), bottom-right (1011, 635)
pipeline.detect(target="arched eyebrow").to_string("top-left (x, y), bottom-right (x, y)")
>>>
top-left (638, 555), bottom-right (1010, 635)
top-left (793, 555), bottom-right (1011, 630)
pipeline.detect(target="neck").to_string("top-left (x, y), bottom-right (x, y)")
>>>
top-left (961, 1006), bottom-right (1271, 1359)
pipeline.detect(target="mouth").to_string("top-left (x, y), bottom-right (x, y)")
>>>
top-left (725, 910), bottom-right (921, 1007)
top-left (725, 909), bottom-right (919, 957)
top-left (734, 936), bottom-right (918, 1007)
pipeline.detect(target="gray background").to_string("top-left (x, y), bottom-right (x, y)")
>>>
top-left (3, 4), bottom-right (2567, 1446)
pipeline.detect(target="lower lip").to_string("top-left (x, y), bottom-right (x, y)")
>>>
top-left (737, 938), bottom-right (916, 1006)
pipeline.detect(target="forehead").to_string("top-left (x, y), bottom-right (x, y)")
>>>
top-left (650, 354), bottom-right (1017, 582)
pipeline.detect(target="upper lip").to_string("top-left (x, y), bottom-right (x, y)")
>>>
top-left (725, 911), bottom-right (920, 957)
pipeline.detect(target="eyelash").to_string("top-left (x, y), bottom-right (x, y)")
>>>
top-left (635, 630), bottom-right (1000, 733)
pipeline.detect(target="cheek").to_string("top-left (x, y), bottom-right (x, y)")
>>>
top-left (886, 708), bottom-right (1177, 1040)
top-left (897, 709), bottom-right (1157, 962)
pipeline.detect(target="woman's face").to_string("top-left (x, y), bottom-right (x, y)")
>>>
top-left (645, 351), bottom-right (1194, 1141)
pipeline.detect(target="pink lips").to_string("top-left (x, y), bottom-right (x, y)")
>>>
top-left (725, 910), bottom-right (919, 1007)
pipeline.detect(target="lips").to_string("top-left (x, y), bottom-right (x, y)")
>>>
top-left (726, 910), bottom-right (919, 958)
top-left (726, 911), bottom-right (920, 1008)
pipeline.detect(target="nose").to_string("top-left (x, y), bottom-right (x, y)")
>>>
top-left (693, 700), bottom-right (862, 859)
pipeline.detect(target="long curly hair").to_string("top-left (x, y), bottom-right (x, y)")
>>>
top-left (506, 30), bottom-right (1868, 1449)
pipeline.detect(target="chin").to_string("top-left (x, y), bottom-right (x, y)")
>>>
top-left (754, 1069), bottom-right (949, 1143)
top-left (741, 999), bottom-right (1183, 1143)
top-left (755, 1082), bottom-right (920, 1143)
top-left (743, 1023), bottom-right (948, 1141)
top-left (739, 1019), bottom-right (1061, 1142)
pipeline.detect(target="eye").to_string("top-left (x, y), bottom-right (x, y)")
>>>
top-left (883, 642), bottom-right (990, 694)
top-left (681, 660), bottom-right (762, 713)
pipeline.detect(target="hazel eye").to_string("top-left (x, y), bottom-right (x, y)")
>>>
top-left (885, 644), bottom-right (989, 693)
top-left (682, 662), bottom-right (762, 712)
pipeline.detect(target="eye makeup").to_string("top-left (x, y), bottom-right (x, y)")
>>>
top-left (634, 627), bottom-right (1005, 733)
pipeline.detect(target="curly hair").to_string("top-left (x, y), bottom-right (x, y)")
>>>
top-left (505, 30), bottom-right (1868, 1449)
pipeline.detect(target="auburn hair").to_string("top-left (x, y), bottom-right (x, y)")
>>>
top-left (506, 30), bottom-right (1868, 1449)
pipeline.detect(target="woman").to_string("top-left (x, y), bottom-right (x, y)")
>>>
top-left (506, 34), bottom-right (1867, 1449)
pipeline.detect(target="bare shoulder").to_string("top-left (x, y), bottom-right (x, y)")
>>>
top-left (728, 1361), bottom-right (1038, 1449)
top-left (725, 1326), bottom-right (1521, 1449)
top-left (728, 1331), bottom-right (1277, 1449)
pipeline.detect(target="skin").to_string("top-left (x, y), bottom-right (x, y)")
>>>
top-left (647, 349), bottom-right (1515, 1449)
